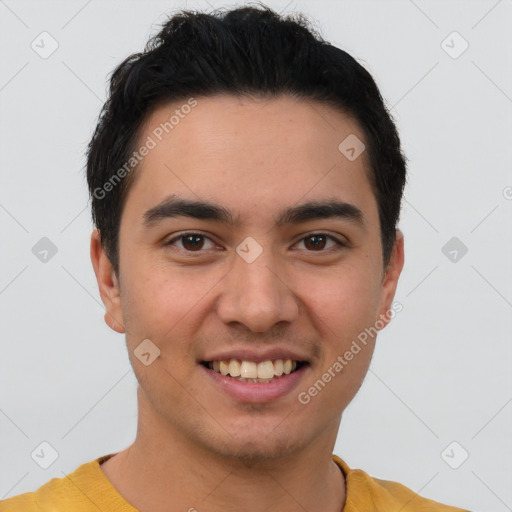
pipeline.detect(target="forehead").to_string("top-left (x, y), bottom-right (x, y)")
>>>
top-left (125, 94), bottom-right (376, 225)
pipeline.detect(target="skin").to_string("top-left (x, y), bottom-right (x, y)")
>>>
top-left (91, 94), bottom-right (404, 512)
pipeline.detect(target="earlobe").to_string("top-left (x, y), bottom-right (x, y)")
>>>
top-left (104, 310), bottom-right (125, 334)
top-left (90, 229), bottom-right (126, 334)
top-left (377, 230), bottom-right (405, 330)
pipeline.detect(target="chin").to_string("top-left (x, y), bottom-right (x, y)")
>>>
top-left (205, 424), bottom-right (308, 465)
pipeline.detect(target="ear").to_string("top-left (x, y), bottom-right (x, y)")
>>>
top-left (90, 229), bottom-right (125, 334)
top-left (376, 229), bottom-right (405, 329)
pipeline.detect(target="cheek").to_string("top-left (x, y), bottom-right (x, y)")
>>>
top-left (120, 260), bottom-right (217, 345)
top-left (304, 262), bottom-right (382, 336)
top-left (296, 268), bottom-right (379, 416)
top-left (119, 270), bottom-right (201, 394)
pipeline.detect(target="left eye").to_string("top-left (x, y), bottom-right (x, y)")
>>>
top-left (293, 233), bottom-right (344, 251)
top-left (166, 232), bottom-right (343, 253)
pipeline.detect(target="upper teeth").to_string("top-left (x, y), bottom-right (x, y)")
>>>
top-left (211, 359), bottom-right (297, 379)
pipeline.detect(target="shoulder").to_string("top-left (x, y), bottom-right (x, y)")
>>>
top-left (0, 471), bottom-right (85, 512)
top-left (0, 455), bottom-right (116, 512)
top-left (0, 492), bottom-right (39, 512)
top-left (333, 455), bottom-right (471, 512)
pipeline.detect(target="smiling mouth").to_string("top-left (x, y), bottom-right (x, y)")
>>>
top-left (201, 359), bottom-right (308, 383)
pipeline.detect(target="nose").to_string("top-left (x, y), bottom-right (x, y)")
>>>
top-left (216, 247), bottom-right (299, 333)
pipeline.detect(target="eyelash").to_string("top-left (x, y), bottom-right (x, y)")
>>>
top-left (165, 232), bottom-right (346, 254)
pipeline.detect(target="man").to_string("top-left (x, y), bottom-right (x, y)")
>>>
top-left (1, 4), bottom-right (469, 511)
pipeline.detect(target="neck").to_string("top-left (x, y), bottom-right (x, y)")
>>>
top-left (101, 394), bottom-right (346, 512)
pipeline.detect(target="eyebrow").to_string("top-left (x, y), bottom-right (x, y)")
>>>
top-left (143, 195), bottom-right (366, 229)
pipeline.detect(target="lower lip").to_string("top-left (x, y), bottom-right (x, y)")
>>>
top-left (200, 364), bottom-right (309, 403)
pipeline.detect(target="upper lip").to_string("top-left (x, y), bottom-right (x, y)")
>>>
top-left (200, 347), bottom-right (310, 364)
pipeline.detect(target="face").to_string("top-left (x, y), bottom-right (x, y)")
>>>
top-left (92, 94), bottom-right (404, 463)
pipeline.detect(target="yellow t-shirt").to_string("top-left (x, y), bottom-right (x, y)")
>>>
top-left (0, 453), bottom-right (470, 511)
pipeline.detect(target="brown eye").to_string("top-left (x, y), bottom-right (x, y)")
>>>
top-left (167, 233), bottom-right (216, 252)
top-left (295, 233), bottom-right (344, 252)
top-left (181, 234), bottom-right (205, 251)
top-left (304, 234), bottom-right (327, 250)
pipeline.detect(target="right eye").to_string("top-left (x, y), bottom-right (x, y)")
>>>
top-left (165, 232), bottom-right (218, 253)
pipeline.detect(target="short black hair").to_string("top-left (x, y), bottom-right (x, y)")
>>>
top-left (86, 3), bottom-right (407, 276)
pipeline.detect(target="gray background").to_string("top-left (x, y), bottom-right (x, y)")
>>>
top-left (1, 1), bottom-right (511, 511)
